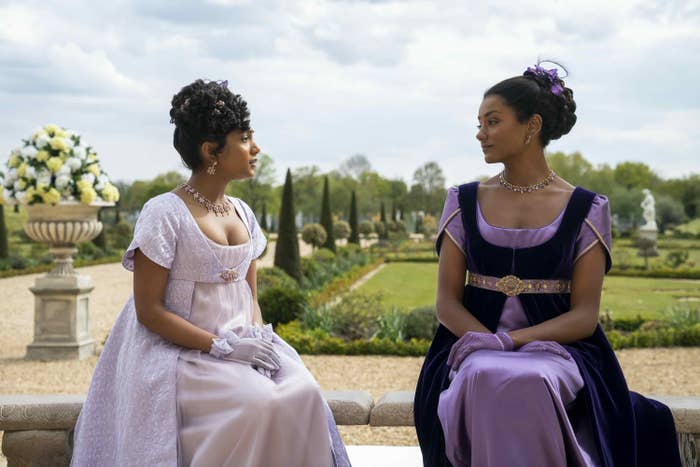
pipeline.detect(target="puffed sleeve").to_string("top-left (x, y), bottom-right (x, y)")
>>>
top-left (436, 186), bottom-right (466, 257)
top-left (236, 198), bottom-right (267, 259)
top-left (122, 195), bottom-right (181, 271)
top-left (574, 194), bottom-right (612, 272)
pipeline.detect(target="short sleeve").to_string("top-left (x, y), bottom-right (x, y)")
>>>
top-left (574, 194), bottom-right (612, 272)
top-left (436, 186), bottom-right (466, 256)
top-left (235, 198), bottom-right (267, 260)
top-left (122, 195), bottom-right (181, 271)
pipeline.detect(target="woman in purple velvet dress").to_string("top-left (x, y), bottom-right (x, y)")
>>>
top-left (414, 64), bottom-right (682, 466)
top-left (71, 80), bottom-right (350, 467)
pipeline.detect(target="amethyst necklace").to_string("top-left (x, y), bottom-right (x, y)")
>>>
top-left (499, 170), bottom-right (556, 194)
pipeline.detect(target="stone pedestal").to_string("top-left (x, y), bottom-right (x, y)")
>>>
top-left (26, 274), bottom-right (95, 360)
top-left (637, 227), bottom-right (659, 257)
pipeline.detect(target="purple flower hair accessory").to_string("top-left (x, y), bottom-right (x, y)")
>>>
top-left (524, 64), bottom-right (564, 96)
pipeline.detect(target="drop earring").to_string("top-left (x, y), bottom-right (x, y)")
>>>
top-left (207, 160), bottom-right (218, 175)
top-left (525, 135), bottom-right (532, 145)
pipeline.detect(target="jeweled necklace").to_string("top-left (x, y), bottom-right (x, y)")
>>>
top-left (180, 183), bottom-right (233, 216)
top-left (499, 170), bottom-right (556, 194)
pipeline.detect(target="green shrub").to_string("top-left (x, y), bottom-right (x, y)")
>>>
top-left (376, 308), bottom-right (408, 341)
top-left (313, 248), bottom-right (336, 263)
top-left (404, 306), bottom-right (439, 339)
top-left (664, 250), bottom-right (689, 269)
top-left (257, 267), bottom-right (298, 293)
top-left (259, 286), bottom-right (308, 326)
top-left (321, 291), bottom-right (383, 340)
top-left (333, 220), bottom-right (351, 240)
top-left (78, 241), bottom-right (105, 260)
top-left (107, 220), bottom-right (134, 250)
top-left (666, 304), bottom-right (700, 329)
top-left (301, 223), bottom-right (327, 250)
top-left (358, 220), bottom-right (374, 237)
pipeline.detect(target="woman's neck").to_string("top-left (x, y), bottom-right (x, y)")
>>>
top-left (501, 153), bottom-right (551, 186)
top-left (185, 172), bottom-right (228, 202)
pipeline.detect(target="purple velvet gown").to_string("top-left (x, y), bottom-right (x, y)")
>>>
top-left (435, 186), bottom-right (611, 467)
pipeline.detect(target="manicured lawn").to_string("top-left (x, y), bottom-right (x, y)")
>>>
top-left (359, 263), bottom-right (700, 320)
top-left (360, 263), bottom-right (438, 309)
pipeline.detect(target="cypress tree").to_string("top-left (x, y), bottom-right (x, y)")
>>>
top-left (274, 169), bottom-right (302, 282)
top-left (319, 176), bottom-right (336, 252)
top-left (0, 205), bottom-right (8, 259)
top-left (348, 190), bottom-right (359, 244)
top-left (391, 202), bottom-right (397, 222)
top-left (260, 202), bottom-right (268, 231)
top-left (379, 200), bottom-right (388, 239)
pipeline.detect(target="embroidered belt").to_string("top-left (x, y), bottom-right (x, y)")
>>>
top-left (468, 272), bottom-right (571, 297)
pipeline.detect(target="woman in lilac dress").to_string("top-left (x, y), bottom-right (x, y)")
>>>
top-left (71, 80), bottom-right (350, 467)
top-left (414, 64), bottom-right (682, 466)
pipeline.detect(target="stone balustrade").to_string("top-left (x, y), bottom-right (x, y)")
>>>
top-left (1, 392), bottom-right (698, 466)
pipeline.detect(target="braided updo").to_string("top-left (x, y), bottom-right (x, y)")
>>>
top-left (484, 64), bottom-right (576, 147)
top-left (169, 79), bottom-right (251, 170)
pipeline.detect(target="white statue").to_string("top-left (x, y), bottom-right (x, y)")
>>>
top-left (640, 188), bottom-right (658, 231)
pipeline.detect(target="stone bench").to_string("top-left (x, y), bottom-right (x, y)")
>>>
top-left (1, 392), bottom-right (698, 466)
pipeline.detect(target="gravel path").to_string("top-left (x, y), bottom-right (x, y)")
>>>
top-left (1, 263), bottom-right (698, 449)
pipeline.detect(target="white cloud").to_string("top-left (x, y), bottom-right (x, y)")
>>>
top-left (0, 0), bottom-right (698, 187)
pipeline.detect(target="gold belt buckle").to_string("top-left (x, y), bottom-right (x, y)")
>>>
top-left (496, 275), bottom-right (525, 297)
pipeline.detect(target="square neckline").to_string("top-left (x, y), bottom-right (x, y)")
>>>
top-left (167, 192), bottom-right (251, 248)
top-left (469, 182), bottom-right (581, 252)
top-left (475, 184), bottom-right (575, 231)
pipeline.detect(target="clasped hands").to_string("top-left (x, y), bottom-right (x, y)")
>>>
top-left (447, 331), bottom-right (572, 377)
top-left (209, 324), bottom-right (280, 379)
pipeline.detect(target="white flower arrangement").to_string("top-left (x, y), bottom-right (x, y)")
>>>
top-left (0, 124), bottom-right (120, 206)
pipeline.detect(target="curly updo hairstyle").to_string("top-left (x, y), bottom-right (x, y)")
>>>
top-left (484, 63), bottom-right (576, 147)
top-left (169, 79), bottom-right (251, 171)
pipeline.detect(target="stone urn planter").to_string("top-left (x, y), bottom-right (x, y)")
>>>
top-left (23, 201), bottom-right (112, 360)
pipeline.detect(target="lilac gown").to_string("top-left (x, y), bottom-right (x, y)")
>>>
top-left (71, 193), bottom-right (345, 467)
top-left (435, 186), bottom-right (611, 467)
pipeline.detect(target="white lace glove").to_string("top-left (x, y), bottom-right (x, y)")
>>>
top-left (209, 329), bottom-right (280, 371)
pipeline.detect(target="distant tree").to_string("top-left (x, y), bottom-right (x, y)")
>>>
top-left (301, 224), bottom-right (327, 252)
top-left (0, 205), bottom-right (8, 259)
top-left (260, 202), bottom-right (268, 231)
top-left (274, 169), bottom-right (302, 282)
top-left (338, 154), bottom-right (372, 180)
top-left (659, 174), bottom-right (700, 218)
top-left (292, 165), bottom-right (323, 224)
top-left (655, 194), bottom-right (687, 233)
top-left (319, 176), bottom-right (336, 252)
top-left (227, 153), bottom-right (277, 214)
top-left (546, 151), bottom-right (592, 186)
top-left (411, 162), bottom-right (447, 215)
top-left (613, 162), bottom-right (660, 190)
top-left (333, 220), bottom-right (351, 240)
top-left (348, 190), bottom-right (359, 244)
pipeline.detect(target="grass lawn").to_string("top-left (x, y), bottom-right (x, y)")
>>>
top-left (358, 262), bottom-right (700, 320)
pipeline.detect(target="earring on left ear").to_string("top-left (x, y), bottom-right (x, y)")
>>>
top-left (525, 135), bottom-right (532, 145)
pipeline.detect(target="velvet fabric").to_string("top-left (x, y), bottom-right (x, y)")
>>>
top-left (414, 181), bottom-right (681, 467)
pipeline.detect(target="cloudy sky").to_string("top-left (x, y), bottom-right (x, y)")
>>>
top-left (1, 0), bottom-right (698, 186)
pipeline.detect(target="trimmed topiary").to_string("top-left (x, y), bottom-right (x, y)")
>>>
top-left (319, 176), bottom-right (336, 252)
top-left (274, 169), bottom-right (302, 282)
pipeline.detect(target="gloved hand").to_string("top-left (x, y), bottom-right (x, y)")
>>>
top-left (250, 324), bottom-right (277, 378)
top-left (209, 329), bottom-right (281, 372)
top-left (447, 331), bottom-right (514, 373)
top-left (517, 340), bottom-right (572, 360)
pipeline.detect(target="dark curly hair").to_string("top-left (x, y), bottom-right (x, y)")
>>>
top-left (169, 79), bottom-right (251, 170)
top-left (484, 63), bottom-right (576, 147)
